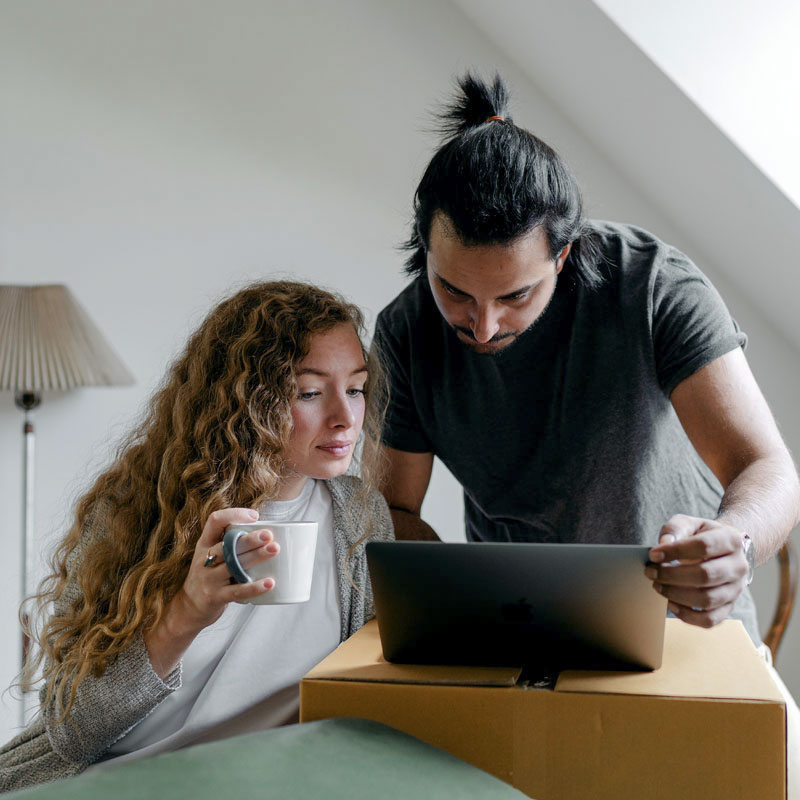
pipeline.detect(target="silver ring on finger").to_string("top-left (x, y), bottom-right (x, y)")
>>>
top-left (203, 549), bottom-right (218, 568)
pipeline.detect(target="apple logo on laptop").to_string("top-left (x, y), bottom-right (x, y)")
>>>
top-left (500, 597), bottom-right (534, 624)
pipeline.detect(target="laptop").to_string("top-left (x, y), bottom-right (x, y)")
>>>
top-left (366, 541), bottom-right (667, 672)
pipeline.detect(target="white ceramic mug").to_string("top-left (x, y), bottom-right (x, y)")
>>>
top-left (222, 521), bottom-right (318, 604)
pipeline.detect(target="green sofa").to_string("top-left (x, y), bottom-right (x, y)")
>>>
top-left (6, 718), bottom-right (528, 799)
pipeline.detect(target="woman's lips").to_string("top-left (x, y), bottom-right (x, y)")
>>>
top-left (317, 441), bottom-right (353, 456)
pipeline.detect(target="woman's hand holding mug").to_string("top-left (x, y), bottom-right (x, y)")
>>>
top-left (144, 508), bottom-right (278, 678)
top-left (181, 508), bottom-right (280, 627)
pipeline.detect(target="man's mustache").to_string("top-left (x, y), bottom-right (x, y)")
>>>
top-left (453, 326), bottom-right (516, 344)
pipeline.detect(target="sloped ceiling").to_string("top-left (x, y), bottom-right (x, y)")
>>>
top-left (451, 0), bottom-right (800, 352)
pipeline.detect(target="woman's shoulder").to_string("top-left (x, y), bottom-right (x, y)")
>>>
top-left (67, 496), bottom-right (115, 560)
top-left (324, 476), bottom-right (393, 538)
top-left (325, 473), bottom-right (362, 498)
top-left (324, 474), bottom-right (383, 508)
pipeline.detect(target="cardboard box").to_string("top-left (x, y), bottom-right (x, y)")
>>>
top-left (300, 619), bottom-right (786, 800)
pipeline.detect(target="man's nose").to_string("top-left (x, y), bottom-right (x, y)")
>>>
top-left (470, 305), bottom-right (500, 343)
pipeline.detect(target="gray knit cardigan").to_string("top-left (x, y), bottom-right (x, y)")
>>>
top-left (0, 476), bottom-right (393, 793)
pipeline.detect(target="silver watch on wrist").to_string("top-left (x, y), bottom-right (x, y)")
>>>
top-left (741, 533), bottom-right (755, 586)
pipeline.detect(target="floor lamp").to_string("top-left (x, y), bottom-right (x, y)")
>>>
top-left (0, 285), bottom-right (134, 726)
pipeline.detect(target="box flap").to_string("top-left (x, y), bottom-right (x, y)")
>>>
top-left (556, 619), bottom-right (784, 702)
top-left (304, 620), bottom-right (522, 686)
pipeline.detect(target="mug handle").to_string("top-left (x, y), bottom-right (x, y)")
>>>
top-left (222, 529), bottom-right (253, 584)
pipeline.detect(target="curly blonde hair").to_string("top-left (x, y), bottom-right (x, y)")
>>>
top-left (22, 280), bottom-right (386, 719)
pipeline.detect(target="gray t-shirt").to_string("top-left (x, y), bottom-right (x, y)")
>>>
top-left (374, 220), bottom-right (760, 642)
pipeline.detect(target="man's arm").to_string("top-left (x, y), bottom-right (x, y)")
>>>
top-left (647, 347), bottom-right (800, 627)
top-left (380, 446), bottom-right (441, 541)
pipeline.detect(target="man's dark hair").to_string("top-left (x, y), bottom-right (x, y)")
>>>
top-left (404, 73), bottom-right (604, 289)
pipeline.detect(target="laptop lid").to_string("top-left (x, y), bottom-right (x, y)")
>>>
top-left (366, 541), bottom-right (667, 672)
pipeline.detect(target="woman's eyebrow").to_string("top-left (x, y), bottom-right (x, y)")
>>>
top-left (296, 366), bottom-right (368, 377)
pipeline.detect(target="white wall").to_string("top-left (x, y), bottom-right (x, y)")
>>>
top-left (595, 0), bottom-right (800, 210)
top-left (1, 0), bottom-right (797, 744)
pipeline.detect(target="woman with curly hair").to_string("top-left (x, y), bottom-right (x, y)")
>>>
top-left (0, 280), bottom-right (393, 791)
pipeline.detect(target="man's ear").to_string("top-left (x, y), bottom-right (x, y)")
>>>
top-left (555, 242), bottom-right (573, 275)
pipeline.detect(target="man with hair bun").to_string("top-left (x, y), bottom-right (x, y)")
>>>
top-left (374, 72), bottom-right (799, 792)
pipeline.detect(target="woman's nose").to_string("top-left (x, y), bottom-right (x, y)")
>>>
top-left (328, 394), bottom-right (356, 428)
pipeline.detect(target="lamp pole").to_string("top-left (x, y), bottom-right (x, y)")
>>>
top-left (15, 391), bottom-right (40, 727)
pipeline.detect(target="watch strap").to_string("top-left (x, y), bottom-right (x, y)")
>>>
top-left (741, 533), bottom-right (755, 586)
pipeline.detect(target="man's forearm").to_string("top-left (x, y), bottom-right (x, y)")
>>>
top-left (390, 508), bottom-right (441, 541)
top-left (716, 453), bottom-right (800, 565)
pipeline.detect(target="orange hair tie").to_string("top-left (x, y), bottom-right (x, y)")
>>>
top-left (486, 115), bottom-right (505, 122)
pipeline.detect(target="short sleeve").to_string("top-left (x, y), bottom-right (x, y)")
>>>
top-left (372, 313), bottom-right (432, 453)
top-left (651, 253), bottom-right (747, 396)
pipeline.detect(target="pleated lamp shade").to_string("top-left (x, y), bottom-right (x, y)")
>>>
top-left (0, 284), bottom-right (134, 391)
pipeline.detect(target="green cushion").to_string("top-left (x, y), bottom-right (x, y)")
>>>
top-left (7, 718), bottom-right (528, 799)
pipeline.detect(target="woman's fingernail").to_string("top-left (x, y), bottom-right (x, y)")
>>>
top-left (645, 567), bottom-right (657, 580)
top-left (650, 551), bottom-right (665, 563)
top-left (661, 534), bottom-right (675, 544)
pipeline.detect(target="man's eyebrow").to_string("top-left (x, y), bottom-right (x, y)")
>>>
top-left (497, 281), bottom-right (542, 300)
top-left (434, 271), bottom-right (542, 300)
top-left (296, 366), bottom-right (368, 377)
top-left (434, 272), bottom-right (471, 297)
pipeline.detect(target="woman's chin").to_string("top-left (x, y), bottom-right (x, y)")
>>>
top-left (307, 457), bottom-right (354, 481)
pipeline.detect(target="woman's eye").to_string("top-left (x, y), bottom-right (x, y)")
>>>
top-left (347, 388), bottom-right (366, 397)
top-left (297, 391), bottom-right (321, 400)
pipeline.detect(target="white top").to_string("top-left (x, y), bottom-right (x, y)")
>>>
top-left (99, 479), bottom-right (341, 765)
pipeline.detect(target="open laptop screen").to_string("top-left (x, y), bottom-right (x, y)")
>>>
top-left (366, 541), bottom-right (667, 672)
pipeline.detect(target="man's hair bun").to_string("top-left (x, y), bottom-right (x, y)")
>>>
top-left (436, 72), bottom-right (512, 139)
